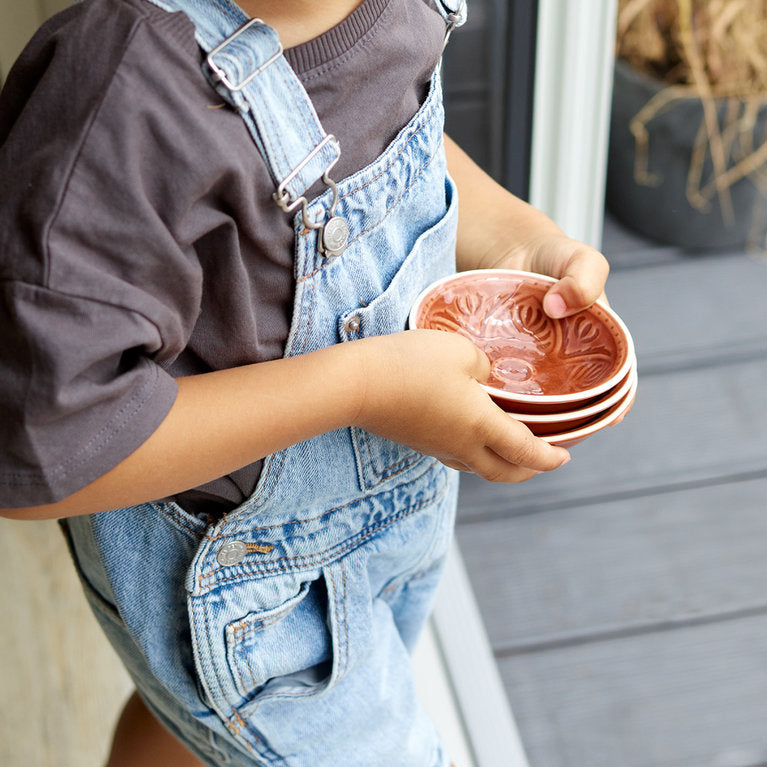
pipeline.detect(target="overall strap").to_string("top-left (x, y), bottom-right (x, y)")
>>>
top-left (144, 0), bottom-right (342, 245)
top-left (433, 0), bottom-right (468, 47)
top-left (142, 0), bottom-right (467, 253)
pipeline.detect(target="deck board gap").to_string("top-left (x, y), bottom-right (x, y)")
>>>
top-left (494, 600), bottom-right (767, 659)
top-left (457, 467), bottom-right (767, 525)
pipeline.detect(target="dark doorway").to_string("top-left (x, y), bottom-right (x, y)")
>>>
top-left (443, 0), bottom-right (539, 200)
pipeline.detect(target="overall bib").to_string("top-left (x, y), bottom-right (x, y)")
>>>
top-left (64, 1), bottom-right (467, 764)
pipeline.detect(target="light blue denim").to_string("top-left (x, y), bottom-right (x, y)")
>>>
top-left (64, 1), bottom-right (466, 764)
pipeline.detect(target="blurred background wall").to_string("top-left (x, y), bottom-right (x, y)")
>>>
top-left (0, 0), bottom-right (69, 81)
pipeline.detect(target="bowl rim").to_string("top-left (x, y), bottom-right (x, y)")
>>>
top-left (505, 358), bottom-right (637, 423)
top-left (539, 373), bottom-right (638, 445)
top-left (409, 268), bottom-right (636, 405)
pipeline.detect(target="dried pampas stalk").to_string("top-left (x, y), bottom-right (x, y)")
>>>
top-left (617, 0), bottom-right (767, 224)
top-left (677, 0), bottom-right (734, 222)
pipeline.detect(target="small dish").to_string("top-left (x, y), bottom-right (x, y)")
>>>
top-left (409, 269), bottom-right (635, 412)
top-left (540, 374), bottom-right (638, 448)
top-left (506, 361), bottom-right (637, 436)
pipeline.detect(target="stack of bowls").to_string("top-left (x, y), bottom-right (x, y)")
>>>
top-left (409, 269), bottom-right (637, 448)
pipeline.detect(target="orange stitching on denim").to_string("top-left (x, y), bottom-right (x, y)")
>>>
top-left (231, 710), bottom-right (259, 749)
top-left (298, 279), bottom-right (317, 355)
top-left (213, 485), bottom-right (378, 543)
top-left (198, 462), bottom-right (440, 582)
top-left (231, 612), bottom-right (286, 695)
top-left (203, 483), bottom-right (361, 545)
top-left (197, 469), bottom-right (447, 587)
top-left (155, 503), bottom-right (205, 539)
top-left (230, 599), bottom-right (301, 641)
top-left (238, 710), bottom-right (272, 751)
top-left (336, 102), bottom-right (438, 203)
top-left (296, 147), bottom-right (439, 286)
top-left (198, 483), bottom-right (447, 589)
top-left (346, 149), bottom-right (439, 248)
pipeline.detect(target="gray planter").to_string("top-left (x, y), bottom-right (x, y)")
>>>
top-left (606, 58), bottom-right (767, 250)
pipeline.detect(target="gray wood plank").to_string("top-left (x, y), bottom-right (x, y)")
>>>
top-left (604, 252), bottom-right (767, 372)
top-left (498, 614), bottom-right (767, 767)
top-left (457, 477), bottom-right (767, 650)
top-left (457, 357), bottom-right (767, 521)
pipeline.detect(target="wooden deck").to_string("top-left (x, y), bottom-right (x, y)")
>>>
top-left (455, 214), bottom-right (767, 767)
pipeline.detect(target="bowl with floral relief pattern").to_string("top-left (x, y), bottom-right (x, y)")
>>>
top-left (408, 269), bottom-right (636, 416)
top-left (539, 370), bottom-right (638, 447)
top-left (507, 361), bottom-right (637, 436)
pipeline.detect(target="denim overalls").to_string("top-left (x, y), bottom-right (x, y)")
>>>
top-left (64, 1), bottom-right (466, 764)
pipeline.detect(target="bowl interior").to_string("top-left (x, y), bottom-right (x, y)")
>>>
top-left (492, 355), bottom-right (636, 416)
top-left (507, 362), bottom-right (637, 427)
top-left (410, 270), bottom-right (633, 403)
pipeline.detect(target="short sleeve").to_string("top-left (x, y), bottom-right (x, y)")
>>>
top-left (0, 3), bottom-right (207, 507)
top-left (0, 281), bottom-right (178, 506)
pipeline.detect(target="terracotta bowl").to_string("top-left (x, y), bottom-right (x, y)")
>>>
top-left (510, 362), bottom-right (637, 436)
top-left (409, 269), bottom-right (635, 414)
top-left (540, 374), bottom-right (638, 448)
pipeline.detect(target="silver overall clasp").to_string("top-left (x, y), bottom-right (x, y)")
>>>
top-left (206, 17), bottom-right (283, 93)
top-left (272, 135), bottom-right (350, 258)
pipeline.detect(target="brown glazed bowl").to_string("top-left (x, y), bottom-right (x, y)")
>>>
top-left (539, 373), bottom-right (638, 448)
top-left (510, 363), bottom-right (637, 436)
top-left (409, 269), bottom-right (635, 414)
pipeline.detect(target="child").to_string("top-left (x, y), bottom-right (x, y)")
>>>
top-left (0, 0), bottom-right (609, 764)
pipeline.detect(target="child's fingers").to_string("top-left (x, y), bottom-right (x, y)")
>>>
top-left (542, 245), bottom-right (610, 318)
top-left (456, 408), bottom-right (570, 483)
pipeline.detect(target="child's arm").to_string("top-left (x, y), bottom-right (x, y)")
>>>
top-left (2, 137), bottom-right (604, 523)
top-left (0, 328), bottom-right (570, 521)
top-left (444, 134), bottom-right (610, 318)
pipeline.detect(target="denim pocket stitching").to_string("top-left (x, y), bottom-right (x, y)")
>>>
top-left (352, 427), bottom-right (426, 489)
top-left (199, 477), bottom-right (447, 592)
top-left (154, 501), bottom-right (207, 540)
top-left (228, 585), bottom-right (313, 697)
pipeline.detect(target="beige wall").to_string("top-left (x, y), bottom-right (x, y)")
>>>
top-left (0, 0), bottom-right (70, 81)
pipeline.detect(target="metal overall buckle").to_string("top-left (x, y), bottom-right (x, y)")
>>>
top-left (273, 135), bottom-right (350, 258)
top-left (442, 0), bottom-right (467, 50)
top-left (206, 17), bottom-right (284, 93)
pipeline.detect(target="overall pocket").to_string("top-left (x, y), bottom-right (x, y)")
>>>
top-left (339, 176), bottom-right (458, 493)
top-left (223, 557), bottom-right (354, 707)
top-left (225, 575), bottom-right (331, 703)
top-left (220, 559), bottom-right (353, 756)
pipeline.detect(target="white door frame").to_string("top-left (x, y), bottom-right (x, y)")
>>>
top-left (529, 0), bottom-right (618, 249)
top-left (429, 3), bottom-right (618, 765)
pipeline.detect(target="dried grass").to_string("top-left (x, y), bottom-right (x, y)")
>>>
top-left (617, 0), bottom-right (767, 95)
top-left (616, 0), bottom-right (767, 236)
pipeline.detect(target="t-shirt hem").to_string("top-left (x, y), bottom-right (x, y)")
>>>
top-left (0, 367), bottom-right (178, 508)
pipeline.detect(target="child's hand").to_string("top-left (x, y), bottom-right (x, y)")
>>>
top-left (444, 133), bottom-right (610, 320)
top-left (354, 329), bottom-right (570, 483)
top-left (490, 232), bottom-right (610, 320)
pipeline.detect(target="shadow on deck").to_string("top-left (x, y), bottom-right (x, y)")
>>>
top-left (455, 213), bottom-right (767, 767)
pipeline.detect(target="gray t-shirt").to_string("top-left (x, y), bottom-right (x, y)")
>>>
top-left (0, 0), bottom-right (445, 513)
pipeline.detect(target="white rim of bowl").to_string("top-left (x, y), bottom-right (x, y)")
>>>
top-left (505, 356), bottom-right (637, 423)
top-left (408, 269), bottom-right (636, 405)
top-left (540, 373), bottom-right (638, 444)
